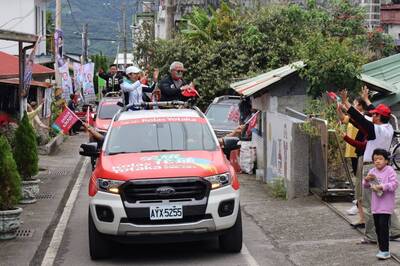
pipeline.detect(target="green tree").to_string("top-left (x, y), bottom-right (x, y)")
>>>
top-left (0, 135), bottom-right (21, 210)
top-left (137, 1), bottom-right (396, 103)
top-left (46, 11), bottom-right (55, 55)
top-left (13, 113), bottom-right (39, 180)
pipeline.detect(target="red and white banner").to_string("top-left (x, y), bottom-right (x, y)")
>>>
top-left (51, 107), bottom-right (80, 134)
top-left (86, 108), bottom-right (94, 126)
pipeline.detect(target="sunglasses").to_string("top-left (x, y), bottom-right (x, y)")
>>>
top-left (175, 70), bottom-right (184, 73)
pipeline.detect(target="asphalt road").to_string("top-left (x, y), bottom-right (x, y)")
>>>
top-left (47, 162), bottom-right (399, 266)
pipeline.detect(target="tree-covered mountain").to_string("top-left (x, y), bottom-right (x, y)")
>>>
top-left (48, 0), bottom-right (137, 58)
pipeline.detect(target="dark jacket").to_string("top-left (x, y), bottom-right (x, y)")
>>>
top-left (159, 74), bottom-right (186, 101)
top-left (67, 99), bottom-right (76, 111)
top-left (99, 71), bottom-right (124, 92)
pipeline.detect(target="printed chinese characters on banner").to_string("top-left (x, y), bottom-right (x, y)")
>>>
top-left (51, 107), bottom-right (79, 134)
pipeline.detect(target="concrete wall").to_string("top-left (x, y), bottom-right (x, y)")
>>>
top-left (265, 111), bottom-right (309, 200)
top-left (385, 24), bottom-right (400, 41)
top-left (0, 0), bottom-right (47, 55)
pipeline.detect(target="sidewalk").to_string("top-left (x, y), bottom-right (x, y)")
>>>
top-left (0, 133), bottom-right (86, 266)
top-left (239, 174), bottom-right (398, 265)
top-left (329, 172), bottom-right (400, 262)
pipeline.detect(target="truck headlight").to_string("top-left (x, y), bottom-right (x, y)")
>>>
top-left (205, 173), bottom-right (231, 190)
top-left (97, 178), bottom-right (125, 194)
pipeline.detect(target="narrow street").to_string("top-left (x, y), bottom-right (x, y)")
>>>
top-left (45, 162), bottom-right (398, 266)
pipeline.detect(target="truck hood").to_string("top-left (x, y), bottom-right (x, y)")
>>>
top-left (96, 150), bottom-right (229, 180)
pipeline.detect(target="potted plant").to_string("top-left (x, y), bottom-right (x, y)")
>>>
top-left (0, 135), bottom-right (22, 239)
top-left (13, 112), bottom-right (40, 204)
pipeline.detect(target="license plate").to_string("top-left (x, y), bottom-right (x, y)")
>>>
top-left (149, 205), bottom-right (183, 220)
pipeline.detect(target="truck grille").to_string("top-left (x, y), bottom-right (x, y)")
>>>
top-left (121, 178), bottom-right (210, 203)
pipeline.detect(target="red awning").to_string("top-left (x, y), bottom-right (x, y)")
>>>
top-left (0, 51), bottom-right (54, 79)
top-left (0, 78), bottom-right (52, 88)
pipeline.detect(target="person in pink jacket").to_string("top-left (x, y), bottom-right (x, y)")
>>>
top-left (363, 148), bottom-right (398, 260)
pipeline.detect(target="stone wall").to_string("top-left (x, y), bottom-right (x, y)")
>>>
top-left (265, 111), bottom-right (309, 200)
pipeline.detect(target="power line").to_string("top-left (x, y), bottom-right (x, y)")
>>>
top-left (66, 0), bottom-right (82, 33)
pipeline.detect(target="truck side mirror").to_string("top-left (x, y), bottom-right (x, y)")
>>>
top-left (222, 137), bottom-right (240, 159)
top-left (79, 142), bottom-right (99, 157)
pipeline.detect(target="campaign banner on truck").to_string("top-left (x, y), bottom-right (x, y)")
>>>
top-left (51, 107), bottom-right (79, 134)
top-left (59, 63), bottom-right (73, 99)
top-left (82, 62), bottom-right (96, 102)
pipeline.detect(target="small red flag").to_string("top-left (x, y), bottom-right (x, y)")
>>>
top-left (51, 107), bottom-right (80, 134)
top-left (86, 108), bottom-right (94, 126)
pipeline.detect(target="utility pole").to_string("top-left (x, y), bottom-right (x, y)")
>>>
top-left (122, 0), bottom-right (128, 69)
top-left (55, 0), bottom-right (62, 88)
top-left (82, 23), bottom-right (88, 64)
top-left (165, 0), bottom-right (176, 39)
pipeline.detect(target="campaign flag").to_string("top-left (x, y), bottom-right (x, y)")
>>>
top-left (82, 62), bottom-right (96, 102)
top-left (54, 29), bottom-right (64, 67)
top-left (73, 62), bottom-right (83, 91)
top-left (59, 63), bottom-right (73, 99)
top-left (43, 88), bottom-right (53, 118)
top-left (22, 37), bottom-right (41, 98)
top-left (246, 111), bottom-right (259, 136)
top-left (86, 108), bottom-right (94, 126)
top-left (327, 91), bottom-right (338, 101)
top-left (51, 107), bottom-right (79, 134)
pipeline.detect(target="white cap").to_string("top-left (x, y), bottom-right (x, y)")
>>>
top-left (126, 66), bottom-right (141, 75)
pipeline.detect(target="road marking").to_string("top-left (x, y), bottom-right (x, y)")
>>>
top-left (242, 243), bottom-right (260, 266)
top-left (41, 158), bottom-right (89, 266)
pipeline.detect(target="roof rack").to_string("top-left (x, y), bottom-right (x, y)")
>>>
top-left (115, 100), bottom-right (205, 120)
top-left (103, 91), bottom-right (122, 98)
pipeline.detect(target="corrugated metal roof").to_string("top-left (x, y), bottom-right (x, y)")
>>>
top-left (0, 51), bottom-right (54, 79)
top-left (361, 53), bottom-right (400, 94)
top-left (230, 61), bottom-right (305, 97)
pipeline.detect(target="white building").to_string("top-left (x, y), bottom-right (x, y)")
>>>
top-left (0, 0), bottom-right (49, 55)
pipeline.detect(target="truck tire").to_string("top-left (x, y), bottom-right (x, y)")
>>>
top-left (219, 207), bottom-right (243, 253)
top-left (89, 209), bottom-right (111, 260)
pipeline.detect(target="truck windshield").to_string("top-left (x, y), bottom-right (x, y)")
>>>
top-left (106, 122), bottom-right (217, 154)
top-left (206, 104), bottom-right (239, 127)
top-left (98, 104), bottom-right (121, 119)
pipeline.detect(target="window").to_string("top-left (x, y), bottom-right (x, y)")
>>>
top-left (206, 104), bottom-right (240, 128)
top-left (106, 121), bottom-right (217, 154)
top-left (98, 104), bottom-right (122, 119)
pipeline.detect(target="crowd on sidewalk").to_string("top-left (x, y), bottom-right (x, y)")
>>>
top-left (335, 87), bottom-right (399, 260)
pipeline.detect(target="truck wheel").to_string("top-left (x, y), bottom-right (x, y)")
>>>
top-left (89, 209), bottom-right (111, 260)
top-left (219, 207), bottom-right (243, 253)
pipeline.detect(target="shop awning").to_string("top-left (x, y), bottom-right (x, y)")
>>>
top-left (0, 78), bottom-right (52, 88)
top-left (230, 61), bottom-right (305, 97)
